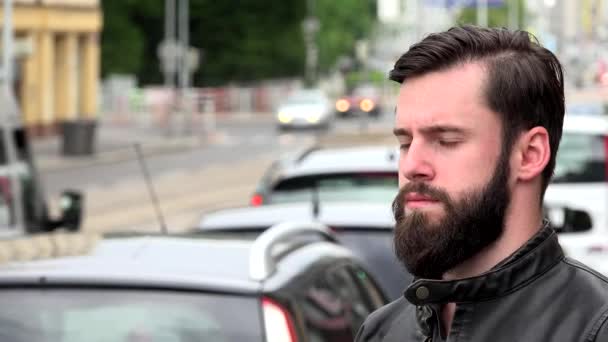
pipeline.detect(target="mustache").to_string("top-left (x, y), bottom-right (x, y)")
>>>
top-left (392, 182), bottom-right (452, 219)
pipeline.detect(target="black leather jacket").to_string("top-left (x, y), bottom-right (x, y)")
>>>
top-left (356, 226), bottom-right (608, 341)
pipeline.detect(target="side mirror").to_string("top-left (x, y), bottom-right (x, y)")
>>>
top-left (544, 206), bottom-right (592, 233)
top-left (59, 190), bottom-right (84, 231)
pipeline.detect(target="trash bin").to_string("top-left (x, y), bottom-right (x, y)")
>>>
top-left (61, 119), bottom-right (97, 156)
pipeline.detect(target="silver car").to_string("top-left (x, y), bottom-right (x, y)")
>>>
top-left (276, 89), bottom-right (334, 130)
top-left (199, 201), bottom-right (412, 300)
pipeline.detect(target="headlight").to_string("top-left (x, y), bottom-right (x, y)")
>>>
top-left (360, 99), bottom-right (375, 112)
top-left (277, 112), bottom-right (292, 124)
top-left (306, 113), bottom-right (321, 123)
top-left (336, 99), bottom-right (350, 112)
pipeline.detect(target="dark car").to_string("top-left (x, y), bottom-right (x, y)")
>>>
top-left (199, 201), bottom-right (412, 301)
top-left (0, 223), bottom-right (386, 342)
top-left (250, 145), bottom-right (398, 207)
top-left (335, 85), bottom-right (383, 118)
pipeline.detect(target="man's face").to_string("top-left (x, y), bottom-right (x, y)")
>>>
top-left (392, 63), bottom-right (512, 279)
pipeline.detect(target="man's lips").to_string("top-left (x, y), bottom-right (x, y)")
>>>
top-left (405, 193), bottom-right (440, 208)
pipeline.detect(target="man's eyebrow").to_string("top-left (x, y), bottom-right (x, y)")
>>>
top-left (393, 125), bottom-right (467, 137)
top-left (419, 125), bottom-right (467, 135)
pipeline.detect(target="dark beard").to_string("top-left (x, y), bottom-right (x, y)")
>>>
top-left (393, 151), bottom-right (510, 280)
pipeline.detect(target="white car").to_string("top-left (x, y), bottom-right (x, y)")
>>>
top-left (276, 89), bottom-right (334, 130)
top-left (250, 145), bottom-right (398, 206)
top-left (546, 114), bottom-right (608, 274)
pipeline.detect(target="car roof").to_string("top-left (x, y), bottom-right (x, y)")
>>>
top-left (200, 202), bottom-right (395, 230)
top-left (563, 114), bottom-right (608, 135)
top-left (278, 145), bottom-right (398, 179)
top-left (0, 236), bottom-right (262, 293)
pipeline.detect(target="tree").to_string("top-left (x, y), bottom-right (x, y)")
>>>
top-left (456, 0), bottom-right (526, 28)
top-left (315, 0), bottom-right (376, 74)
top-left (100, 0), bottom-right (377, 86)
top-left (100, 1), bottom-right (146, 77)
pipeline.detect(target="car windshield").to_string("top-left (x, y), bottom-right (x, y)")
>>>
top-left (352, 86), bottom-right (377, 97)
top-left (553, 132), bottom-right (607, 183)
top-left (269, 172), bottom-right (398, 204)
top-left (285, 91), bottom-right (326, 105)
top-left (0, 288), bottom-right (262, 342)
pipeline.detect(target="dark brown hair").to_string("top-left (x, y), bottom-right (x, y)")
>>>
top-left (390, 25), bottom-right (564, 199)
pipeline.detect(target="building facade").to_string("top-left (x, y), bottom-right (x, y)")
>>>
top-left (0, 0), bottom-right (102, 135)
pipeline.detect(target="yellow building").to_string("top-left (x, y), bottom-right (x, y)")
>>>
top-left (0, 0), bottom-right (102, 136)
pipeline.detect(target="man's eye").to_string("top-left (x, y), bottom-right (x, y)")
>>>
top-left (438, 140), bottom-right (459, 147)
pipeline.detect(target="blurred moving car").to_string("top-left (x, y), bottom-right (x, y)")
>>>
top-left (199, 201), bottom-right (411, 301)
top-left (0, 223), bottom-right (385, 342)
top-left (335, 84), bottom-right (382, 118)
top-left (275, 88), bottom-right (334, 130)
top-left (250, 145), bottom-right (398, 207)
top-left (547, 114), bottom-right (608, 272)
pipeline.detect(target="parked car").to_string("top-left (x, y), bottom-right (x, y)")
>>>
top-left (275, 88), bottom-right (334, 130)
top-left (199, 201), bottom-right (411, 301)
top-left (250, 145), bottom-right (398, 207)
top-left (547, 114), bottom-right (608, 272)
top-left (0, 223), bottom-right (386, 341)
top-left (335, 84), bottom-right (382, 118)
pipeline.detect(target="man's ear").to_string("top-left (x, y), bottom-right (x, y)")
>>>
top-left (515, 127), bottom-right (551, 182)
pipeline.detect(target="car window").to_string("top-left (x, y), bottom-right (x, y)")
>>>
top-left (297, 264), bottom-right (369, 342)
top-left (335, 229), bottom-right (410, 301)
top-left (553, 132), bottom-right (606, 183)
top-left (270, 172), bottom-right (397, 205)
top-left (0, 289), bottom-right (262, 342)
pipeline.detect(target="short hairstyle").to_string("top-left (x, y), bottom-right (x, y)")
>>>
top-left (390, 25), bottom-right (564, 199)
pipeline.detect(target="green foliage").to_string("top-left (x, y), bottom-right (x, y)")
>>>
top-left (101, 0), bottom-right (377, 86)
top-left (345, 70), bottom-right (385, 91)
top-left (100, 1), bottom-right (146, 77)
top-left (456, 0), bottom-right (526, 28)
top-left (315, 0), bottom-right (377, 74)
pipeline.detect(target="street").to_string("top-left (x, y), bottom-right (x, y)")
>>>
top-left (36, 113), bottom-right (394, 233)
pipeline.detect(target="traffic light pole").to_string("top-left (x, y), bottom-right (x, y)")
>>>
top-left (1, 0), bottom-right (25, 233)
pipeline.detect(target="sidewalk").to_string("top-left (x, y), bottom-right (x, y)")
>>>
top-left (32, 112), bottom-right (273, 172)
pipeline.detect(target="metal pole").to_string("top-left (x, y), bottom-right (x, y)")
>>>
top-left (477, 0), bottom-right (488, 27)
top-left (164, 0), bottom-right (176, 89)
top-left (1, 0), bottom-right (25, 233)
top-left (178, 0), bottom-right (189, 91)
top-left (178, 0), bottom-right (190, 133)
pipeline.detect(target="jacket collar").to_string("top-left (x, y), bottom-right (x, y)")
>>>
top-left (404, 223), bottom-right (564, 305)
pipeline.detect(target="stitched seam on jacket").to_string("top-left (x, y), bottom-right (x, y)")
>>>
top-left (456, 256), bottom-right (564, 304)
top-left (584, 304), bottom-right (608, 342)
top-left (563, 258), bottom-right (608, 284)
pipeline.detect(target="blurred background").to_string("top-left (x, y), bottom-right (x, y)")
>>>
top-left (1, 1), bottom-right (608, 340)
top-left (0, 0), bottom-right (604, 234)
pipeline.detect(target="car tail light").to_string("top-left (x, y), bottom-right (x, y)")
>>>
top-left (262, 297), bottom-right (298, 342)
top-left (360, 99), bottom-right (375, 112)
top-left (335, 99), bottom-right (350, 112)
top-left (250, 194), bottom-right (263, 206)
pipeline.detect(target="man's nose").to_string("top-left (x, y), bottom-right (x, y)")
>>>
top-left (400, 142), bottom-right (435, 182)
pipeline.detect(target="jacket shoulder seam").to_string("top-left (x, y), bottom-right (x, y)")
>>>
top-left (562, 258), bottom-right (608, 284)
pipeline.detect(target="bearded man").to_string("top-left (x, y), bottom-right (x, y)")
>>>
top-left (356, 25), bottom-right (608, 342)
